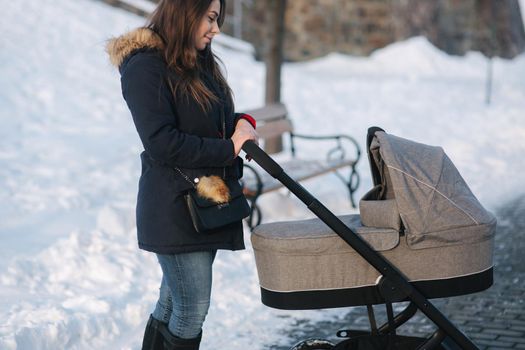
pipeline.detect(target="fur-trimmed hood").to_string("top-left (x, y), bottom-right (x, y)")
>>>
top-left (106, 27), bottom-right (164, 68)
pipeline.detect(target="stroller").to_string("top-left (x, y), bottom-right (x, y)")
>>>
top-left (242, 127), bottom-right (496, 350)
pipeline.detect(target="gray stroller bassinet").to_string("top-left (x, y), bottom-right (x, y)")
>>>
top-left (244, 127), bottom-right (496, 349)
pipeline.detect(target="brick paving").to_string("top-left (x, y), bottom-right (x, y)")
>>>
top-left (268, 195), bottom-right (525, 349)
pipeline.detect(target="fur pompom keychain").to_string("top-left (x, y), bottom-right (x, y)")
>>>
top-left (196, 175), bottom-right (230, 204)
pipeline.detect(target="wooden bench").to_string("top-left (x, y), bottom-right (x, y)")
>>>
top-left (240, 103), bottom-right (361, 229)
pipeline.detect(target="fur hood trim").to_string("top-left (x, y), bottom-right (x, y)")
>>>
top-left (106, 27), bottom-right (164, 67)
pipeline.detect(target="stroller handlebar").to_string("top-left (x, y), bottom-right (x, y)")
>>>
top-left (242, 141), bottom-right (283, 178)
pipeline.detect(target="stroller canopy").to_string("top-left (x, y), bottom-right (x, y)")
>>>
top-left (368, 130), bottom-right (496, 249)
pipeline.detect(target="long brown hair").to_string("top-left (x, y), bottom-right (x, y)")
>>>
top-left (147, 0), bottom-right (232, 112)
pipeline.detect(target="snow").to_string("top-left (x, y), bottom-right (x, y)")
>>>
top-left (1, 0), bottom-right (524, 349)
top-left (122, 0), bottom-right (157, 13)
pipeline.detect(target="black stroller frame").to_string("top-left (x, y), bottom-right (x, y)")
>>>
top-left (242, 127), bottom-right (487, 350)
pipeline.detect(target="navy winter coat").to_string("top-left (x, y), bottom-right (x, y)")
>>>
top-left (107, 28), bottom-right (245, 254)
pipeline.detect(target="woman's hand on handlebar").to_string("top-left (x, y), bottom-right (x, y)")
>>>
top-left (231, 119), bottom-right (259, 158)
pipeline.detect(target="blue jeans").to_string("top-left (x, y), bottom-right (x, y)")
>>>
top-left (152, 250), bottom-right (217, 339)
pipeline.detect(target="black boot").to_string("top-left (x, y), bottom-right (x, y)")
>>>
top-left (141, 314), bottom-right (166, 350)
top-left (158, 323), bottom-right (202, 350)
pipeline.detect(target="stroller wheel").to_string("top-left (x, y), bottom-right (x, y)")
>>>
top-left (289, 338), bottom-right (335, 350)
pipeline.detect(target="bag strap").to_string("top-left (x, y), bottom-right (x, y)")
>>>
top-left (174, 167), bottom-right (197, 188)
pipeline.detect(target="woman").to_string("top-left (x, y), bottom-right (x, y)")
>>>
top-left (106, 0), bottom-right (258, 349)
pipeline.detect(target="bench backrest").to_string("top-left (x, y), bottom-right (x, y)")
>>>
top-left (243, 103), bottom-right (293, 140)
top-left (242, 103), bottom-right (293, 154)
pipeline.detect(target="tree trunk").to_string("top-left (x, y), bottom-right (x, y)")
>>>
top-left (264, 0), bottom-right (286, 154)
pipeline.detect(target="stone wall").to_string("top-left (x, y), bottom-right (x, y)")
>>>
top-left (229, 0), bottom-right (525, 61)
top-left (391, 0), bottom-right (525, 58)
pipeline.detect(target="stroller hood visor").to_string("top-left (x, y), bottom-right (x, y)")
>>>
top-left (368, 131), bottom-right (496, 249)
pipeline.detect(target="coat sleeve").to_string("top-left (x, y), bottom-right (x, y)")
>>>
top-left (121, 53), bottom-right (235, 168)
top-left (234, 113), bottom-right (257, 130)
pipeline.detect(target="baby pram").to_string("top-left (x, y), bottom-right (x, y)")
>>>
top-left (242, 127), bottom-right (496, 350)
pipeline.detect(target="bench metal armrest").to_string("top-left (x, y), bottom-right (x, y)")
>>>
top-left (289, 133), bottom-right (361, 164)
top-left (241, 163), bottom-right (265, 228)
top-left (241, 163), bottom-right (264, 198)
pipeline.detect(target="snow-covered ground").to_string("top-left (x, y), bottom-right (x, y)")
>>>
top-left (1, 0), bottom-right (524, 349)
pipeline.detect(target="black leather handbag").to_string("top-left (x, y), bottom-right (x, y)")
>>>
top-left (184, 178), bottom-right (250, 233)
